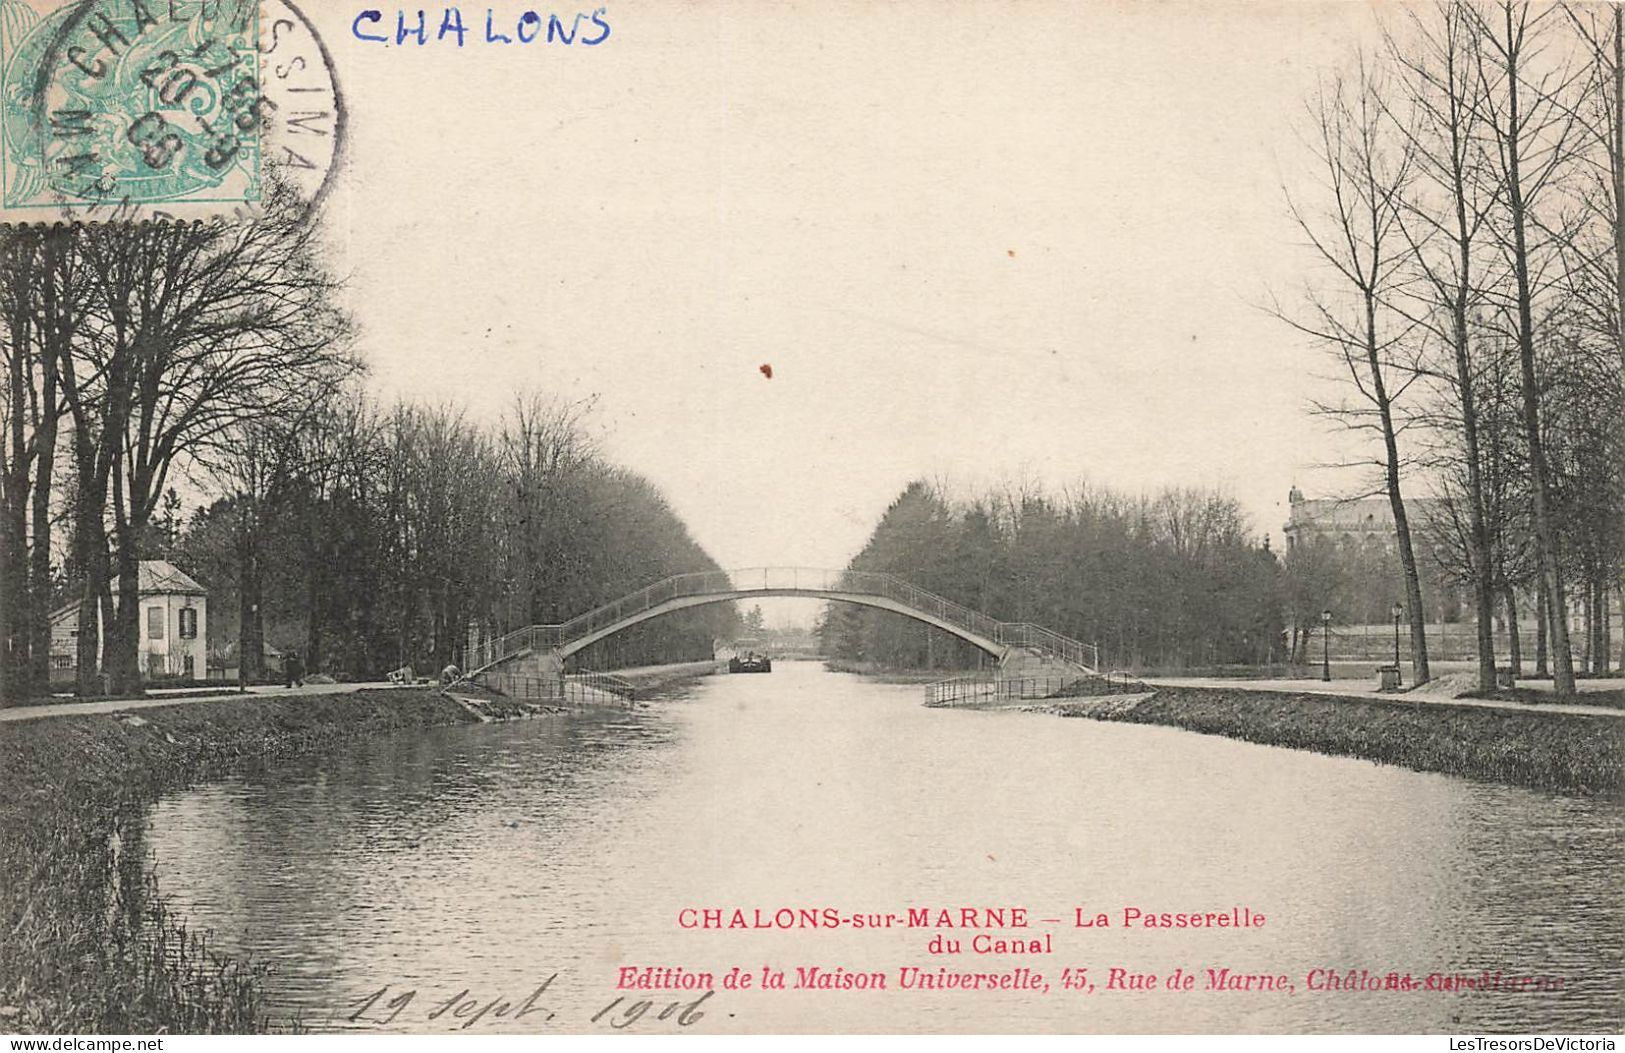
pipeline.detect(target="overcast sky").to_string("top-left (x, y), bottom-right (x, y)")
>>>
top-left (308, 0), bottom-right (1389, 592)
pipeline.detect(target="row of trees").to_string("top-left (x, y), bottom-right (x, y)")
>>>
top-left (0, 189), bottom-right (732, 700)
top-left (1283, 0), bottom-right (1625, 692)
top-left (175, 393), bottom-right (736, 682)
top-left (0, 186), bottom-right (353, 700)
top-left (818, 481), bottom-right (1285, 671)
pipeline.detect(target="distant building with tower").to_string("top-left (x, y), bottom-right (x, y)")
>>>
top-left (1282, 486), bottom-right (1443, 553)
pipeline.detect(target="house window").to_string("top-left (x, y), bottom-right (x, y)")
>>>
top-left (182, 654), bottom-right (195, 679)
top-left (179, 607), bottom-right (197, 639)
top-left (147, 606), bottom-right (165, 640)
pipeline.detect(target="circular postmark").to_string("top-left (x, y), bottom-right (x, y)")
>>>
top-left (0, 0), bottom-right (343, 223)
top-left (256, 0), bottom-right (344, 218)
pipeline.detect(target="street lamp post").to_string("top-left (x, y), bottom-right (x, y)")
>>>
top-left (1391, 602), bottom-right (1404, 687)
top-left (1321, 609), bottom-right (1332, 682)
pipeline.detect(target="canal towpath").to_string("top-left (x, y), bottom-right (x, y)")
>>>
top-left (0, 660), bottom-right (728, 724)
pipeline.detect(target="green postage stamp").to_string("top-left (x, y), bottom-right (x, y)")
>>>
top-left (0, 0), bottom-right (340, 222)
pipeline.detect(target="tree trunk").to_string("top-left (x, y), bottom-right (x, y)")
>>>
top-left (1364, 292), bottom-right (1432, 685)
top-left (71, 491), bottom-right (105, 696)
top-left (1391, 496), bottom-right (1432, 684)
top-left (96, 582), bottom-right (115, 688)
top-left (1535, 579), bottom-right (1550, 677)
top-left (1613, 13), bottom-right (1625, 662)
top-left (0, 475), bottom-right (26, 699)
top-left (1449, 276), bottom-right (1494, 690)
top-left (306, 561), bottom-right (324, 674)
top-left (0, 503), bottom-right (22, 700)
top-left (1591, 578), bottom-right (1608, 674)
top-left (1500, 3), bottom-right (1577, 693)
top-left (1438, 51), bottom-right (1498, 689)
top-left (106, 462), bottom-right (144, 695)
top-left (25, 363), bottom-right (58, 698)
top-left (1614, 7), bottom-right (1625, 386)
top-left (23, 238), bottom-right (64, 699)
top-left (236, 504), bottom-right (265, 683)
top-left (1, 313), bottom-right (29, 700)
top-left (1586, 578), bottom-right (1599, 669)
top-left (110, 522), bottom-right (143, 694)
top-left (1503, 584), bottom-right (1522, 674)
top-left (25, 463), bottom-right (51, 697)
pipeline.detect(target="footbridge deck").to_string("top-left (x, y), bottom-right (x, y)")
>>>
top-left (468, 568), bottom-right (1098, 677)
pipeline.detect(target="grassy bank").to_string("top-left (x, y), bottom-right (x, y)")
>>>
top-left (1061, 686), bottom-right (1625, 799)
top-left (0, 689), bottom-right (478, 1034)
top-left (1462, 686), bottom-right (1625, 710)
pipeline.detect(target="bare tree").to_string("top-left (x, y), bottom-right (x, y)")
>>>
top-left (284, 395), bottom-right (381, 673)
top-left (496, 394), bottom-right (598, 630)
top-left (1555, 2), bottom-right (1625, 668)
top-left (1278, 60), bottom-right (1434, 683)
top-left (1555, 3), bottom-right (1625, 394)
top-left (78, 185), bottom-right (355, 693)
top-left (1468, 0), bottom-right (1584, 692)
top-left (206, 408), bottom-right (324, 684)
top-left (49, 229), bottom-right (133, 697)
top-left (1384, 0), bottom-right (1505, 688)
top-left (0, 232), bottom-right (50, 700)
top-left (1281, 536), bottom-right (1345, 664)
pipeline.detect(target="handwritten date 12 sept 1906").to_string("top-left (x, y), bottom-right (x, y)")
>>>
top-left (346, 974), bottom-right (714, 1031)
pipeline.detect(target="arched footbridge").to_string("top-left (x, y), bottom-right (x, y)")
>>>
top-left (467, 567), bottom-right (1099, 679)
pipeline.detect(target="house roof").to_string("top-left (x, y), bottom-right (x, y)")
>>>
top-left (99, 555), bottom-right (206, 598)
top-left (113, 560), bottom-right (207, 596)
top-left (51, 561), bottom-right (208, 624)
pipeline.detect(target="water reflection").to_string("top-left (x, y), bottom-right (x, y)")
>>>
top-left (147, 662), bottom-right (1624, 1033)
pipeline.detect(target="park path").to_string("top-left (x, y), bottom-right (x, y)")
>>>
top-left (1142, 675), bottom-right (1625, 719)
top-left (0, 662), bottom-right (722, 725)
top-left (0, 681), bottom-right (410, 724)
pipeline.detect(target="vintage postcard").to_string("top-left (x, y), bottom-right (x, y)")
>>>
top-left (0, 0), bottom-right (1621, 1042)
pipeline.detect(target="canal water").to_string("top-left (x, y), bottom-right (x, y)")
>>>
top-left (145, 661), bottom-right (1624, 1033)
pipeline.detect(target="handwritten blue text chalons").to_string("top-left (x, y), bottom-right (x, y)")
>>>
top-left (352, 8), bottom-right (610, 47)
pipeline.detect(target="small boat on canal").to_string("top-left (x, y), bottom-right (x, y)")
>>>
top-left (728, 652), bottom-right (773, 673)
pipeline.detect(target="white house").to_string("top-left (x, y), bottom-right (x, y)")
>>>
top-left (49, 561), bottom-right (209, 683)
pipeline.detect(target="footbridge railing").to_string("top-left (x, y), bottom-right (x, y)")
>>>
top-left (925, 670), bottom-right (1144, 707)
top-left (925, 675), bottom-right (1089, 707)
top-left (468, 567), bottom-right (1099, 674)
top-left (480, 669), bottom-right (638, 705)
